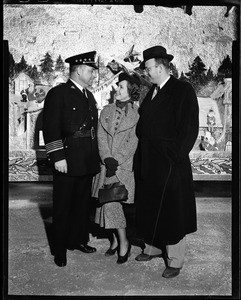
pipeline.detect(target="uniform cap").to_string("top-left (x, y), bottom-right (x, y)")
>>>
top-left (65, 51), bottom-right (98, 69)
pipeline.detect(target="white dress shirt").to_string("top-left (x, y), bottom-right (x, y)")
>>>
top-left (152, 75), bottom-right (171, 99)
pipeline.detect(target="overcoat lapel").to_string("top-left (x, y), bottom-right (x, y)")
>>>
top-left (99, 104), bottom-right (116, 136)
top-left (99, 104), bottom-right (139, 136)
top-left (116, 104), bottom-right (139, 133)
top-left (141, 76), bottom-right (174, 125)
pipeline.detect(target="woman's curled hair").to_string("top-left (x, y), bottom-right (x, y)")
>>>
top-left (127, 75), bottom-right (141, 102)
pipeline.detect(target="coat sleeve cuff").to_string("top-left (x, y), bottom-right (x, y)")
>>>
top-left (45, 139), bottom-right (65, 163)
top-left (47, 149), bottom-right (66, 163)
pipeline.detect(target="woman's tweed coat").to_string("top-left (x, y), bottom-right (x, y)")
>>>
top-left (92, 102), bottom-right (139, 204)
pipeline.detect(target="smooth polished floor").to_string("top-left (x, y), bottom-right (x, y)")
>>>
top-left (5, 181), bottom-right (237, 297)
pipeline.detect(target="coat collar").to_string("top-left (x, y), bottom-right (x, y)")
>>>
top-left (150, 75), bottom-right (175, 101)
top-left (100, 103), bottom-right (139, 136)
top-left (140, 76), bottom-right (176, 123)
top-left (66, 79), bottom-right (88, 98)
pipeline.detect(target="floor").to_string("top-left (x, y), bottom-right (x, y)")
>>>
top-left (5, 181), bottom-right (238, 297)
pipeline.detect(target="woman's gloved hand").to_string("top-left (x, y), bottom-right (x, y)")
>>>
top-left (104, 157), bottom-right (119, 172)
top-left (106, 168), bottom-right (117, 178)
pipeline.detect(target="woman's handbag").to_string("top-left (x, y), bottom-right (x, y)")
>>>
top-left (98, 181), bottom-right (128, 205)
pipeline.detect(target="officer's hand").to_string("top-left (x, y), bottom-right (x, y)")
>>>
top-left (54, 159), bottom-right (68, 173)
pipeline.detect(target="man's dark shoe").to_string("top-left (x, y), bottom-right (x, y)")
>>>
top-left (162, 267), bottom-right (180, 278)
top-left (68, 244), bottom-right (96, 253)
top-left (135, 253), bottom-right (162, 261)
top-left (54, 255), bottom-right (67, 267)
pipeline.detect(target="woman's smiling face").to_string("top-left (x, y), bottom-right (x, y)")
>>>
top-left (115, 80), bottom-right (130, 102)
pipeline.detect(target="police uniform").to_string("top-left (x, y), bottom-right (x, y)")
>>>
top-left (42, 51), bottom-right (100, 258)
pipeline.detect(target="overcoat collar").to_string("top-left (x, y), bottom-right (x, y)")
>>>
top-left (66, 79), bottom-right (87, 98)
top-left (151, 75), bottom-right (174, 100)
top-left (141, 75), bottom-right (176, 123)
top-left (100, 103), bottom-right (139, 136)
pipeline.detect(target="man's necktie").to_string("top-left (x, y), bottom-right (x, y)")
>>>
top-left (83, 88), bottom-right (88, 99)
top-left (151, 86), bottom-right (160, 100)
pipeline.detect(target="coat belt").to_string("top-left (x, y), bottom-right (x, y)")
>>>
top-left (69, 127), bottom-right (95, 139)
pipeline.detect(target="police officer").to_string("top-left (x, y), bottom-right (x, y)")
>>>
top-left (42, 51), bottom-right (100, 267)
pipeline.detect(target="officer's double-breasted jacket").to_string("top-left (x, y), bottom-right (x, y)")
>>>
top-left (42, 79), bottom-right (100, 176)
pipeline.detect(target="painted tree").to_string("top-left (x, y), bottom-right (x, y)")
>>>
top-left (15, 55), bottom-right (28, 74)
top-left (9, 52), bottom-right (15, 79)
top-left (55, 55), bottom-right (65, 72)
top-left (39, 52), bottom-right (54, 83)
top-left (27, 65), bottom-right (39, 82)
top-left (206, 67), bottom-right (215, 81)
top-left (216, 55), bottom-right (232, 82)
top-left (39, 52), bottom-right (54, 74)
top-left (169, 62), bottom-right (179, 78)
top-left (185, 56), bottom-right (208, 93)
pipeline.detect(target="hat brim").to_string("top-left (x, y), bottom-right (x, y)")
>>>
top-left (72, 62), bottom-right (98, 69)
top-left (84, 63), bottom-right (98, 69)
top-left (139, 54), bottom-right (174, 69)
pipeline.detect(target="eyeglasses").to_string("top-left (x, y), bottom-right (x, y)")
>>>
top-left (144, 65), bottom-right (158, 73)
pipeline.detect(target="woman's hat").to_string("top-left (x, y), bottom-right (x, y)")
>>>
top-left (65, 51), bottom-right (98, 69)
top-left (139, 46), bottom-right (174, 69)
top-left (116, 72), bottom-right (140, 86)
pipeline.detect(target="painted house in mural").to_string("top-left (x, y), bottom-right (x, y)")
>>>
top-left (13, 72), bottom-right (34, 95)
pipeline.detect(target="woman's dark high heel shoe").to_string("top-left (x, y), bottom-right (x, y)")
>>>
top-left (116, 243), bottom-right (131, 264)
top-left (105, 246), bottom-right (118, 257)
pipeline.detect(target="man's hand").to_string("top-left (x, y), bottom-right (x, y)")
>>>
top-left (54, 159), bottom-right (68, 173)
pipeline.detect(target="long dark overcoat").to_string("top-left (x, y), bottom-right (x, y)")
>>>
top-left (42, 79), bottom-right (100, 176)
top-left (135, 75), bottom-right (199, 247)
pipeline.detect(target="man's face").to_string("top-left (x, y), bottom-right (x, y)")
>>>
top-left (115, 80), bottom-right (130, 102)
top-left (144, 58), bottom-right (160, 84)
top-left (78, 65), bottom-right (97, 87)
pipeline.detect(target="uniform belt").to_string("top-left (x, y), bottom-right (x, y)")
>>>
top-left (71, 127), bottom-right (95, 139)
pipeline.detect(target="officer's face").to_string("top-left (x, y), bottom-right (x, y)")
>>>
top-left (115, 80), bottom-right (130, 102)
top-left (78, 65), bottom-right (97, 87)
top-left (144, 58), bottom-right (161, 84)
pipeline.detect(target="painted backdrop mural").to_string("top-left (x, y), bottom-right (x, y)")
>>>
top-left (5, 4), bottom-right (235, 181)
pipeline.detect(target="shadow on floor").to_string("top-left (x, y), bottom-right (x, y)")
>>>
top-left (37, 200), bottom-right (146, 258)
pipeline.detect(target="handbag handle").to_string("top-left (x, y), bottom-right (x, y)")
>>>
top-left (102, 173), bottom-right (124, 187)
top-left (115, 173), bottom-right (123, 185)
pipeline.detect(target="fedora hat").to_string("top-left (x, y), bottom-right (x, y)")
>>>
top-left (65, 51), bottom-right (98, 69)
top-left (139, 46), bottom-right (174, 69)
top-left (116, 72), bottom-right (140, 86)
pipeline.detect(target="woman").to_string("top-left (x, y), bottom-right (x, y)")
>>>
top-left (92, 72), bottom-right (140, 264)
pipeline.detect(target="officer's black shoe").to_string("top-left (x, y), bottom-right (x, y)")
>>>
top-left (68, 244), bottom-right (96, 253)
top-left (54, 255), bottom-right (67, 267)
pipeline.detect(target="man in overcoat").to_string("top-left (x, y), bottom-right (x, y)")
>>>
top-left (42, 51), bottom-right (100, 267)
top-left (134, 46), bottom-right (199, 278)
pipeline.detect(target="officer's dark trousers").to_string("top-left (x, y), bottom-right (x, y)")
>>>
top-left (52, 171), bottom-right (93, 256)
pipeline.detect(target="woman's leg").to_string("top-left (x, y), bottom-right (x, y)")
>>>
top-left (117, 228), bottom-right (129, 256)
top-left (110, 230), bottom-right (118, 249)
